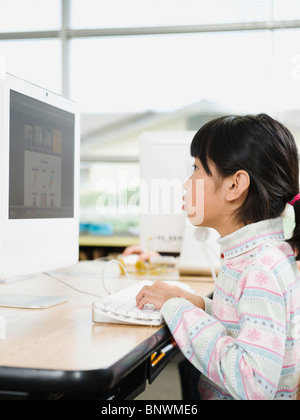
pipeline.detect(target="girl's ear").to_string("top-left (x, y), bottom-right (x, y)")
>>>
top-left (225, 170), bottom-right (250, 202)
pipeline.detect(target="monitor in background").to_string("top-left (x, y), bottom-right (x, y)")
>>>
top-left (139, 132), bottom-right (194, 253)
top-left (0, 74), bottom-right (80, 286)
top-left (139, 132), bottom-right (220, 277)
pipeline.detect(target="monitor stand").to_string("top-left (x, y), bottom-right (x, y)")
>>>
top-left (0, 295), bottom-right (67, 309)
top-left (0, 273), bottom-right (40, 284)
top-left (0, 274), bottom-right (67, 309)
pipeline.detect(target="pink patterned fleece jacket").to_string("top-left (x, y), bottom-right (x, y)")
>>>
top-left (161, 218), bottom-right (300, 400)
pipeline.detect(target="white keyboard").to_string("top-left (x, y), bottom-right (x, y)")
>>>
top-left (92, 280), bottom-right (193, 326)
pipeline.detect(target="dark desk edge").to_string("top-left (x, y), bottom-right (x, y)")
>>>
top-left (0, 325), bottom-right (172, 395)
top-left (0, 292), bottom-right (214, 397)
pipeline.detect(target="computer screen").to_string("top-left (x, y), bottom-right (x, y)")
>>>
top-left (0, 74), bottom-right (80, 281)
top-left (9, 90), bottom-right (75, 220)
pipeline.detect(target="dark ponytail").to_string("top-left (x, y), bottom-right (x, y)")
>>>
top-left (288, 200), bottom-right (300, 260)
top-left (190, 113), bottom-right (300, 259)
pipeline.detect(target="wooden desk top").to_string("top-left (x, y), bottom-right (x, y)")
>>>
top-left (0, 262), bottom-right (214, 393)
top-left (79, 235), bottom-right (139, 248)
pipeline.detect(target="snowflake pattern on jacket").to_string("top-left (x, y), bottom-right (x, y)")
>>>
top-left (161, 218), bottom-right (300, 400)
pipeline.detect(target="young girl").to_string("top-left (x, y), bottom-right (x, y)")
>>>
top-left (136, 114), bottom-right (300, 400)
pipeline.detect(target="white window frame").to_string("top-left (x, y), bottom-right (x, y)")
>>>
top-left (0, 0), bottom-right (300, 99)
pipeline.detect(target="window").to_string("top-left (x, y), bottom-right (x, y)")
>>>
top-left (272, 29), bottom-right (300, 110)
top-left (273, 0), bottom-right (300, 21)
top-left (80, 162), bottom-right (140, 236)
top-left (71, 31), bottom-right (272, 113)
top-left (70, 0), bottom-right (272, 29)
top-left (0, 40), bottom-right (61, 94)
top-left (0, 0), bottom-right (61, 32)
top-left (1, 0), bottom-right (300, 242)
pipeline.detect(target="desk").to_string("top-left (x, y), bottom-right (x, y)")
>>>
top-left (79, 235), bottom-right (139, 248)
top-left (79, 235), bottom-right (140, 260)
top-left (0, 262), bottom-right (213, 400)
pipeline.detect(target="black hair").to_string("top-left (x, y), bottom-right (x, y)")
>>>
top-left (190, 114), bottom-right (300, 259)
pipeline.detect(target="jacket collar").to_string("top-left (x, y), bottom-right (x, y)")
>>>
top-left (217, 218), bottom-right (285, 261)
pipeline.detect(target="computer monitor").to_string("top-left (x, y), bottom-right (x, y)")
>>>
top-left (0, 74), bottom-right (80, 283)
top-left (139, 132), bottom-right (194, 253)
top-left (139, 132), bottom-right (220, 277)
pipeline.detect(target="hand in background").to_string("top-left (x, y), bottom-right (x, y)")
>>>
top-left (122, 245), bottom-right (160, 262)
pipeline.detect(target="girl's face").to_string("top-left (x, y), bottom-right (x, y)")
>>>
top-left (182, 157), bottom-right (225, 229)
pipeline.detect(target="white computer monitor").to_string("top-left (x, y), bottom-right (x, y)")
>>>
top-left (139, 132), bottom-right (194, 253)
top-left (0, 74), bottom-right (80, 282)
top-left (139, 131), bottom-right (220, 277)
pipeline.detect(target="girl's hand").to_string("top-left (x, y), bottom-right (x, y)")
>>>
top-left (135, 281), bottom-right (205, 311)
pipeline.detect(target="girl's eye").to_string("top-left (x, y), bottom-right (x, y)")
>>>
top-left (192, 164), bottom-right (198, 172)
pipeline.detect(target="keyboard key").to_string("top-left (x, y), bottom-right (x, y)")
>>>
top-left (92, 279), bottom-right (194, 326)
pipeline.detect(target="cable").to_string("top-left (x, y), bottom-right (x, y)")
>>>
top-left (100, 259), bottom-right (132, 295)
top-left (44, 258), bottom-right (133, 299)
top-left (44, 271), bottom-right (103, 299)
